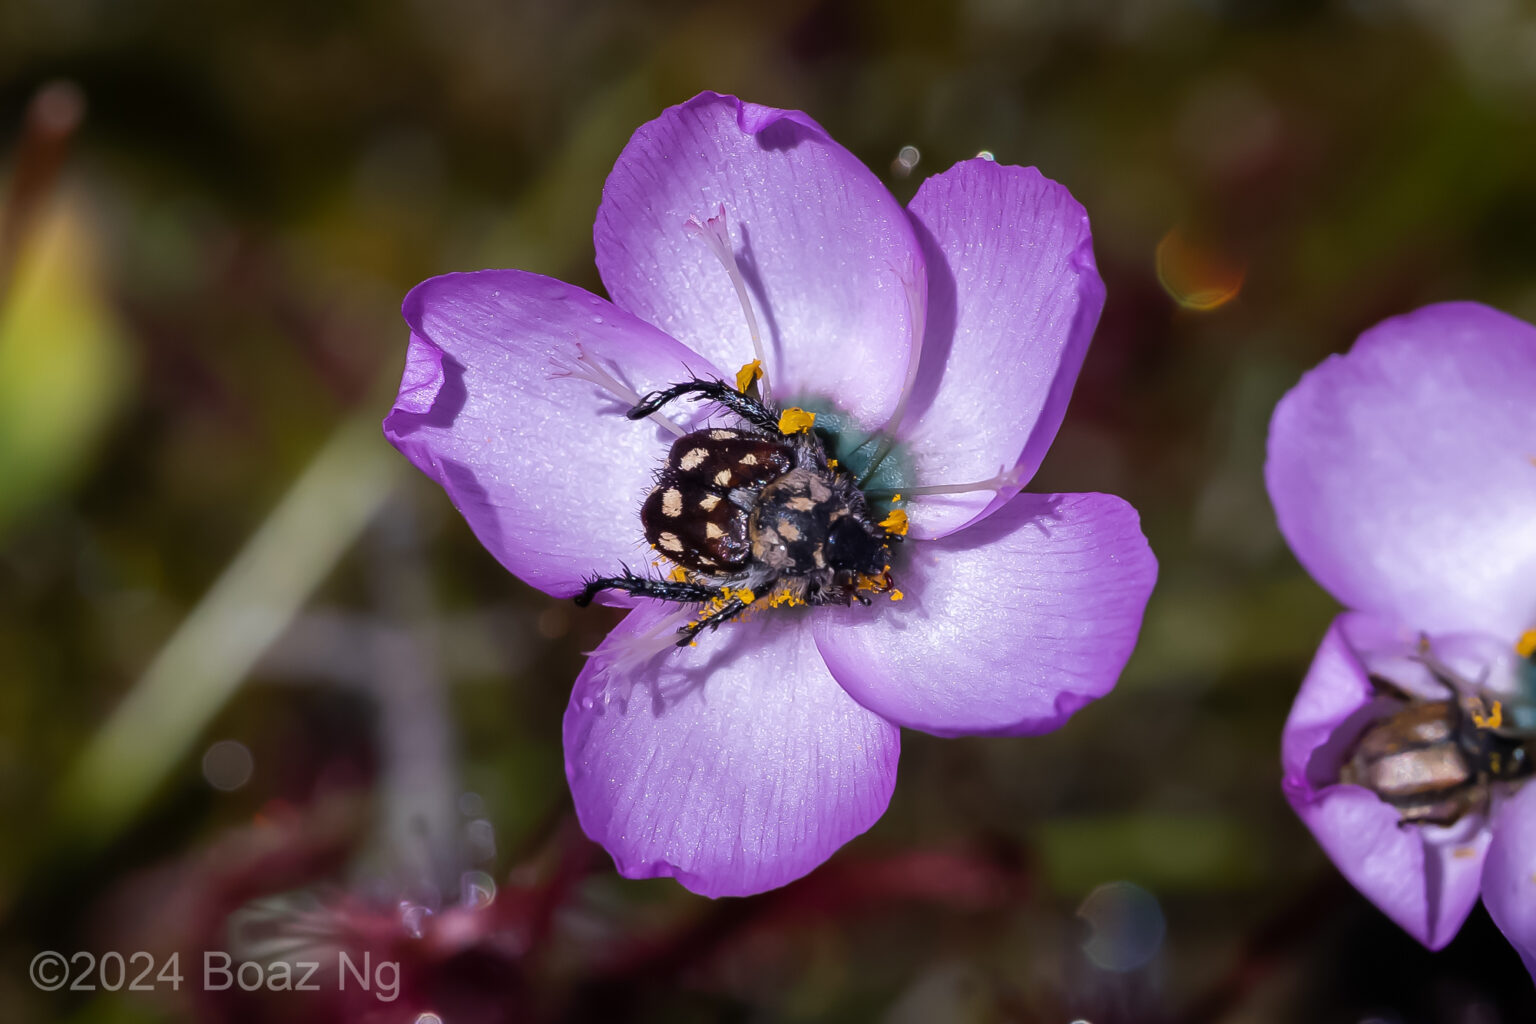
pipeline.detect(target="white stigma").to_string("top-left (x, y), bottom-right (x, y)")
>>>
top-left (685, 204), bottom-right (771, 405)
top-left (549, 344), bottom-right (686, 438)
top-left (865, 464), bottom-right (1024, 499)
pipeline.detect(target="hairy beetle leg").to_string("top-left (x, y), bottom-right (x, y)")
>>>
top-left (627, 379), bottom-right (782, 435)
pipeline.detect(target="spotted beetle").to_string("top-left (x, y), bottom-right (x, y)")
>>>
top-left (574, 378), bottom-right (899, 646)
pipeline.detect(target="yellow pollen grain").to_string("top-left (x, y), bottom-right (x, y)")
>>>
top-left (828, 459), bottom-right (839, 468)
top-left (735, 359), bottom-right (763, 393)
top-left (1518, 628), bottom-right (1536, 659)
top-left (889, 589), bottom-right (905, 601)
top-left (735, 588), bottom-right (756, 604)
top-left (778, 407), bottom-right (816, 434)
top-left (879, 509), bottom-right (910, 536)
top-left (1453, 846), bottom-right (1479, 860)
top-left (767, 587), bottom-right (806, 608)
top-left (1473, 699), bottom-right (1505, 730)
top-left (668, 566), bottom-right (689, 582)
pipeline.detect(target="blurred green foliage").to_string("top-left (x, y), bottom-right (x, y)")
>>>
top-left (0, 200), bottom-right (128, 532)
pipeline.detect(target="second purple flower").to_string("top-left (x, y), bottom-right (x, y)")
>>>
top-left (385, 92), bottom-right (1157, 898)
top-left (1269, 302), bottom-right (1536, 971)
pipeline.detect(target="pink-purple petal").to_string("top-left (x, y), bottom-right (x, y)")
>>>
top-left (811, 492), bottom-right (1155, 737)
top-left (1289, 784), bottom-right (1489, 950)
top-left (1481, 782), bottom-right (1536, 979)
top-left (896, 159), bottom-right (1105, 539)
top-left (563, 606), bottom-right (901, 898)
top-left (1266, 301), bottom-right (1536, 638)
top-left (1280, 613), bottom-right (1419, 780)
top-left (594, 91), bottom-right (924, 429)
top-left (1281, 614), bottom-right (1489, 949)
top-left (385, 269), bottom-right (721, 598)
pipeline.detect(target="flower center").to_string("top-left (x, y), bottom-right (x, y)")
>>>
top-left (568, 369), bottom-right (906, 650)
top-left (560, 204), bottom-right (1029, 655)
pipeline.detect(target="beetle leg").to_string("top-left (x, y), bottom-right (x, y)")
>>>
top-left (1365, 672), bottom-right (1419, 703)
top-left (574, 571), bottom-right (722, 607)
top-left (675, 597), bottom-right (747, 646)
top-left (1412, 644), bottom-right (1480, 699)
top-left (627, 378), bottom-right (782, 434)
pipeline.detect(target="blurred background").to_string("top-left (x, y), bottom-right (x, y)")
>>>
top-left (3, 0), bottom-right (1536, 1020)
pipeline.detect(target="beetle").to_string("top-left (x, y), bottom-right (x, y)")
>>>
top-left (1341, 650), bottom-right (1536, 827)
top-left (573, 378), bottom-right (899, 646)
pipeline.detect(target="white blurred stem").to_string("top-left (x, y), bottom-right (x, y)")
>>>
top-left (55, 415), bottom-right (402, 846)
top-left (363, 505), bottom-right (459, 900)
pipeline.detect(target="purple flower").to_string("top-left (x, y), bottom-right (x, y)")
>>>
top-left (384, 92), bottom-right (1157, 897)
top-left (1268, 302), bottom-right (1536, 965)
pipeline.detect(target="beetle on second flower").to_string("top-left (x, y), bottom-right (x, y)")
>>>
top-left (384, 91), bottom-right (1157, 898)
top-left (1267, 302), bottom-right (1536, 971)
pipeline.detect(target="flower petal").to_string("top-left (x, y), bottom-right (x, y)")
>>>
top-left (897, 159), bottom-right (1105, 538)
top-left (1480, 782), bottom-right (1536, 979)
top-left (593, 91), bottom-right (924, 428)
top-left (1287, 784), bottom-right (1488, 950)
top-left (1265, 301), bottom-right (1536, 637)
top-left (812, 492), bottom-right (1155, 737)
top-left (385, 270), bottom-right (721, 598)
top-left (563, 605), bottom-right (901, 898)
top-left (1280, 613), bottom-right (1410, 781)
top-left (1281, 614), bottom-right (1489, 949)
